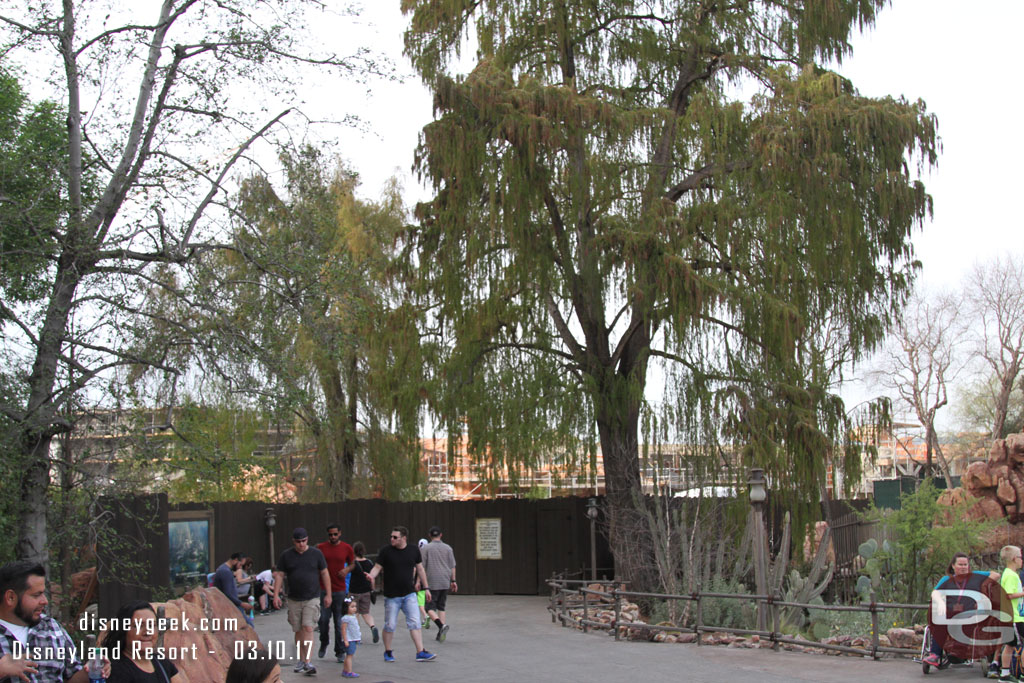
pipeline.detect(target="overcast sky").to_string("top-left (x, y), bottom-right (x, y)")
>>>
top-left (325, 1), bottom-right (1022, 286)
top-left (326, 1), bottom-right (1023, 424)
top-left (265, 1), bottom-right (1024, 434)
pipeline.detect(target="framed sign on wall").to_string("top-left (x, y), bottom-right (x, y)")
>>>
top-left (475, 517), bottom-right (502, 560)
top-left (168, 510), bottom-right (214, 588)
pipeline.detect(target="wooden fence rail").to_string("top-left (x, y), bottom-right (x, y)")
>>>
top-left (546, 576), bottom-right (928, 660)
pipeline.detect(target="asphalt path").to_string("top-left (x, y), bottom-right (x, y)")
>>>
top-left (253, 595), bottom-right (987, 682)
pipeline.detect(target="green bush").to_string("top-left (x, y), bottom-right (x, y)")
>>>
top-left (691, 576), bottom-right (755, 630)
top-left (862, 480), bottom-right (995, 606)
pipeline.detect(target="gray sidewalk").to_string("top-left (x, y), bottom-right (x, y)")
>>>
top-left (254, 595), bottom-right (984, 682)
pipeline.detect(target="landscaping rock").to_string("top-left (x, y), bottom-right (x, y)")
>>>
top-left (886, 627), bottom-right (920, 649)
top-left (144, 587), bottom-right (260, 683)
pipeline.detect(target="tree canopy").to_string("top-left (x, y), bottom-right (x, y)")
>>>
top-left (168, 146), bottom-right (424, 500)
top-left (0, 0), bottom-right (386, 565)
top-left (403, 0), bottom-right (937, 577)
top-left (0, 68), bottom-right (69, 308)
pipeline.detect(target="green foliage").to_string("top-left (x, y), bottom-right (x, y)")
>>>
top-left (0, 372), bottom-right (25, 562)
top-left (404, 0), bottom-right (939, 563)
top-left (0, 67), bottom-right (66, 305)
top-left (695, 576), bottom-right (756, 631)
top-left (816, 600), bottom-right (875, 639)
top-left (955, 373), bottom-right (1024, 438)
top-left (859, 480), bottom-right (994, 606)
top-left (161, 401), bottom-right (269, 502)
top-left (0, 0), bottom-right (390, 564)
top-left (160, 145), bottom-right (421, 500)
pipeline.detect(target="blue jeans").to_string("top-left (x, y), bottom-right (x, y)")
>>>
top-left (383, 593), bottom-right (420, 633)
top-left (236, 603), bottom-right (254, 628)
top-left (318, 590), bottom-right (348, 655)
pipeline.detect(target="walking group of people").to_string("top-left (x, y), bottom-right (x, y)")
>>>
top-left (269, 522), bottom-right (457, 679)
top-left (0, 522), bottom-right (456, 683)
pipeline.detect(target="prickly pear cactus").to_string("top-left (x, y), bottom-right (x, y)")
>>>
top-left (855, 537), bottom-right (891, 602)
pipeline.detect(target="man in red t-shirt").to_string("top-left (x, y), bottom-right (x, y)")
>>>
top-left (315, 523), bottom-right (355, 661)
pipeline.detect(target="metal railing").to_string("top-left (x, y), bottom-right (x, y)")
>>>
top-left (547, 575), bottom-right (926, 659)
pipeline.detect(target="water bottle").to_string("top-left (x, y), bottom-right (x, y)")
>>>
top-left (86, 634), bottom-right (105, 683)
top-left (247, 595), bottom-right (256, 619)
top-left (87, 656), bottom-right (105, 683)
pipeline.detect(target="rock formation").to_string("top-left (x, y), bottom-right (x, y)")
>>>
top-left (949, 433), bottom-right (1024, 523)
top-left (107, 587), bottom-right (261, 683)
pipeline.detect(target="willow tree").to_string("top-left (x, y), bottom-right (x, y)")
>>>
top-left (179, 147), bottom-right (423, 499)
top-left (403, 0), bottom-right (936, 574)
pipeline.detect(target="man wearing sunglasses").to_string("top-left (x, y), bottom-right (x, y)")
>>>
top-left (272, 528), bottom-right (331, 676)
top-left (315, 523), bottom-right (354, 662)
top-left (367, 526), bottom-right (437, 663)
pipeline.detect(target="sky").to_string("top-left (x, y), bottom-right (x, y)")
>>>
top-left (315, 1), bottom-right (1023, 432)
top-left (325, 0), bottom-right (1022, 288)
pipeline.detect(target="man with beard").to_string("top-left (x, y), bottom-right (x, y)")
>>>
top-left (212, 552), bottom-right (253, 626)
top-left (314, 524), bottom-right (354, 661)
top-left (0, 561), bottom-right (109, 683)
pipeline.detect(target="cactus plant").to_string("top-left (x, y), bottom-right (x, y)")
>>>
top-left (854, 536), bottom-right (893, 602)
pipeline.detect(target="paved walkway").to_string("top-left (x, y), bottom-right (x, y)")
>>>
top-left (254, 595), bottom-right (984, 682)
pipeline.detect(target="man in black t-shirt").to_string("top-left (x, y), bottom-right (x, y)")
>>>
top-left (367, 526), bottom-right (437, 663)
top-left (272, 528), bottom-right (331, 676)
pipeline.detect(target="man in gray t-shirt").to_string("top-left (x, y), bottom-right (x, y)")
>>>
top-left (420, 526), bottom-right (457, 642)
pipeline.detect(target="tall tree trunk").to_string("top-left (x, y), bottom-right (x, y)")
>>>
top-left (927, 424), bottom-right (954, 488)
top-left (314, 355), bottom-right (351, 500)
top-left (992, 371), bottom-right (1016, 440)
top-left (342, 352), bottom-right (359, 491)
top-left (18, 265), bottom-right (81, 565)
top-left (594, 374), bottom-right (644, 586)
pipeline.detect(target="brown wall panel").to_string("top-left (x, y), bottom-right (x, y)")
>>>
top-left (98, 495), bottom-right (610, 609)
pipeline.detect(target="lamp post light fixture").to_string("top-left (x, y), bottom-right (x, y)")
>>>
top-left (264, 507), bottom-right (277, 566)
top-left (747, 468), bottom-right (768, 631)
top-left (748, 468), bottom-right (767, 503)
top-left (585, 497), bottom-right (599, 581)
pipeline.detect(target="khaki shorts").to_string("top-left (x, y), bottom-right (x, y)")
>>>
top-left (287, 597), bottom-right (320, 630)
top-left (351, 591), bottom-right (372, 615)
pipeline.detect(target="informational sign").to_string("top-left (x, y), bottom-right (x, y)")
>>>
top-left (475, 517), bottom-right (502, 560)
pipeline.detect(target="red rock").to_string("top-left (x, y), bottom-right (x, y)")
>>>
top-left (1007, 434), bottom-right (1024, 457)
top-left (968, 497), bottom-right (1006, 522)
top-left (991, 439), bottom-right (1009, 465)
top-left (998, 479), bottom-right (1018, 504)
top-left (965, 461), bottom-right (995, 491)
top-left (886, 627), bottom-right (921, 649)
top-left (153, 588), bottom-right (260, 683)
top-left (1009, 470), bottom-right (1024, 513)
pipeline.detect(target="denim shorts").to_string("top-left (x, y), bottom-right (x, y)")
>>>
top-left (383, 592), bottom-right (420, 633)
top-left (342, 640), bottom-right (359, 656)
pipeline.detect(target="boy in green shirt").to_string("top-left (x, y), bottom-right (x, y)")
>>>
top-left (998, 545), bottom-right (1024, 682)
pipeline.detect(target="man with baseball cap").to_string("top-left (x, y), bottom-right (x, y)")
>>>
top-left (273, 528), bottom-right (331, 676)
top-left (421, 526), bottom-right (457, 642)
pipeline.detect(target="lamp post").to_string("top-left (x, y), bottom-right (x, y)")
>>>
top-left (748, 468), bottom-right (768, 632)
top-left (585, 497), bottom-right (599, 581)
top-left (264, 507), bottom-right (277, 566)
